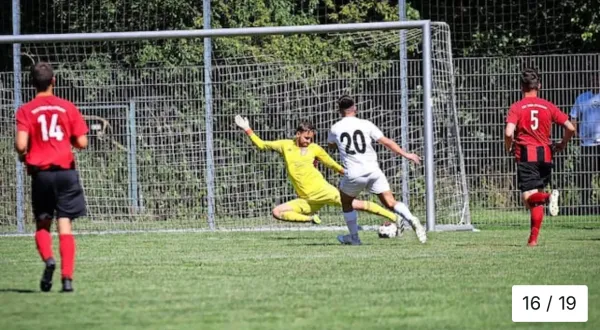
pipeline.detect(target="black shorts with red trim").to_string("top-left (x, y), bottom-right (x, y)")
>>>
top-left (517, 162), bottom-right (553, 192)
top-left (30, 168), bottom-right (87, 221)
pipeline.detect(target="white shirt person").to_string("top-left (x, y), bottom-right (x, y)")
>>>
top-left (327, 95), bottom-right (426, 245)
top-left (569, 72), bottom-right (600, 215)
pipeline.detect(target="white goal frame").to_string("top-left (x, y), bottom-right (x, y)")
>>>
top-left (0, 21), bottom-right (474, 233)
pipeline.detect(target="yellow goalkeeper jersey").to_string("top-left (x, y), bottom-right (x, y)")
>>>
top-left (247, 132), bottom-right (344, 199)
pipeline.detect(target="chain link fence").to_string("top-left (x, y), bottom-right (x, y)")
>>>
top-left (2, 48), bottom-right (598, 232)
top-left (455, 54), bottom-right (600, 226)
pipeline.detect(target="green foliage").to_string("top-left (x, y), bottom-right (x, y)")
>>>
top-left (212, 0), bottom-right (420, 65)
top-left (3, 0), bottom-right (600, 71)
top-left (51, 0), bottom-right (200, 32)
top-left (328, 0), bottom-right (418, 23)
top-left (572, 0), bottom-right (600, 45)
top-left (458, 0), bottom-right (600, 56)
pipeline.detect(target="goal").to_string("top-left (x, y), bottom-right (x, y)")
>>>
top-left (0, 21), bottom-right (472, 234)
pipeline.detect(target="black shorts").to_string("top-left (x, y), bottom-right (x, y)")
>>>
top-left (516, 162), bottom-right (553, 192)
top-left (31, 169), bottom-right (87, 221)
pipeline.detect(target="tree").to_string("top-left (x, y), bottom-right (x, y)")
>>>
top-left (412, 0), bottom-right (600, 56)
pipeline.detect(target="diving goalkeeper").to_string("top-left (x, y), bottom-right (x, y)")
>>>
top-left (235, 115), bottom-right (401, 226)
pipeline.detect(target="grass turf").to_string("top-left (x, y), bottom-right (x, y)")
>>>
top-left (1, 208), bottom-right (598, 234)
top-left (0, 229), bottom-right (598, 330)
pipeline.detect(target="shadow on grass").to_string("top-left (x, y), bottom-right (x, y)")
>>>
top-left (267, 237), bottom-right (351, 245)
top-left (268, 236), bottom-right (314, 241)
top-left (566, 237), bottom-right (600, 241)
top-left (455, 243), bottom-right (523, 247)
top-left (278, 242), bottom-right (348, 246)
top-left (0, 288), bottom-right (36, 293)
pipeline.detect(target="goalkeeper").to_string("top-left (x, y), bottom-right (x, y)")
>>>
top-left (235, 115), bottom-right (401, 225)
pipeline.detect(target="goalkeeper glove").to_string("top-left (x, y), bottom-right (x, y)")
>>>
top-left (234, 115), bottom-right (251, 132)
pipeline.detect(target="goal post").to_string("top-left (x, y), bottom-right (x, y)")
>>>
top-left (0, 21), bottom-right (473, 234)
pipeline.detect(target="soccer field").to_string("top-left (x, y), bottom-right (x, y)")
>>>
top-left (0, 228), bottom-right (598, 330)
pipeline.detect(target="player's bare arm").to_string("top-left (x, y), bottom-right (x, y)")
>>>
top-left (570, 118), bottom-right (578, 129)
top-left (568, 117), bottom-right (578, 146)
top-left (15, 108), bottom-right (30, 162)
top-left (504, 122), bottom-right (516, 153)
top-left (14, 130), bottom-right (29, 162)
top-left (69, 106), bottom-right (90, 150)
top-left (570, 118), bottom-right (579, 144)
top-left (71, 135), bottom-right (88, 150)
top-left (553, 120), bottom-right (576, 153)
top-left (377, 136), bottom-right (421, 165)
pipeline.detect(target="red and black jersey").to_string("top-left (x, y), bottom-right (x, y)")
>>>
top-left (506, 96), bottom-right (568, 163)
top-left (16, 95), bottom-right (88, 171)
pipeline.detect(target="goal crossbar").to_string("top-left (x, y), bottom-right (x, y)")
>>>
top-left (0, 21), bottom-right (432, 44)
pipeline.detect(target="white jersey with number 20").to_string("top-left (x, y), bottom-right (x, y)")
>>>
top-left (327, 117), bottom-right (384, 178)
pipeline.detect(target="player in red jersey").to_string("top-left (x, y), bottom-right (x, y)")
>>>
top-left (15, 62), bottom-right (89, 292)
top-left (504, 68), bottom-right (575, 246)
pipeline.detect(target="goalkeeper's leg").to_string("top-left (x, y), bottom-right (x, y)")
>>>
top-left (324, 185), bottom-right (396, 223)
top-left (272, 199), bottom-right (321, 224)
top-left (351, 200), bottom-right (396, 222)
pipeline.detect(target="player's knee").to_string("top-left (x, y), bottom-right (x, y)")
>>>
top-left (382, 197), bottom-right (396, 209)
top-left (521, 189), bottom-right (538, 208)
top-left (341, 198), bottom-right (354, 213)
top-left (377, 191), bottom-right (396, 209)
top-left (57, 218), bottom-right (73, 235)
top-left (36, 217), bottom-right (52, 231)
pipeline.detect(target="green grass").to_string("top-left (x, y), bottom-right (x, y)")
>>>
top-left (3, 206), bottom-right (600, 234)
top-left (2, 205), bottom-right (599, 234)
top-left (470, 209), bottom-right (600, 229)
top-left (0, 229), bottom-right (599, 330)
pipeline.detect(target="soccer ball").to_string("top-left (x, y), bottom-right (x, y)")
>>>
top-left (378, 221), bottom-right (398, 238)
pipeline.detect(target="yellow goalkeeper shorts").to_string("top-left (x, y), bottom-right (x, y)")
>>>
top-left (286, 184), bottom-right (341, 215)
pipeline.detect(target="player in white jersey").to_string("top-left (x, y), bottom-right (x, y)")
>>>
top-left (327, 95), bottom-right (427, 245)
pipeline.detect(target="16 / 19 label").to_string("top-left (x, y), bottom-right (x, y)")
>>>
top-left (512, 285), bottom-right (588, 322)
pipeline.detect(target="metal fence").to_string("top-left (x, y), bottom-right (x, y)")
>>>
top-left (1, 49), bottom-right (598, 233)
top-left (455, 54), bottom-right (600, 227)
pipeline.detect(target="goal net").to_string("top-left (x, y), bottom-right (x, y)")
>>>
top-left (0, 22), bottom-right (471, 234)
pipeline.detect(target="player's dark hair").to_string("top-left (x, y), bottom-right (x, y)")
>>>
top-left (337, 95), bottom-right (355, 112)
top-left (31, 62), bottom-right (55, 92)
top-left (296, 120), bottom-right (315, 133)
top-left (521, 68), bottom-right (540, 92)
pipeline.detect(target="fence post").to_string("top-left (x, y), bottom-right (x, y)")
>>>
top-left (203, 0), bottom-right (216, 230)
top-left (128, 100), bottom-right (139, 213)
top-left (422, 21), bottom-right (436, 231)
top-left (399, 0), bottom-right (410, 208)
top-left (13, 0), bottom-right (24, 233)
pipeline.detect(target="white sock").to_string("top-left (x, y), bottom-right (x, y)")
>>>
top-left (343, 210), bottom-right (358, 235)
top-left (393, 202), bottom-right (414, 220)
